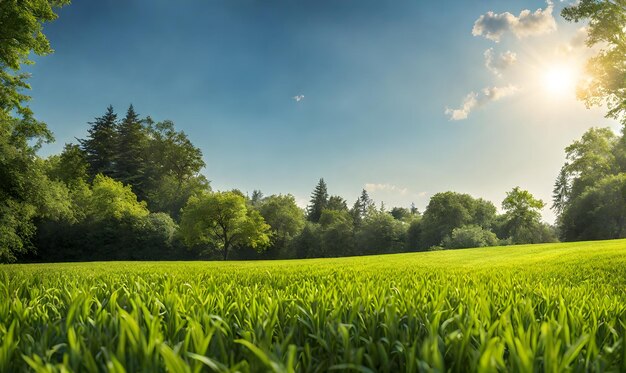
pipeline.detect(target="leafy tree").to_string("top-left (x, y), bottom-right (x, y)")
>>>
top-left (88, 175), bottom-right (149, 221)
top-left (561, 174), bottom-right (626, 241)
top-left (0, 0), bottom-right (70, 116)
top-left (0, 116), bottom-right (71, 262)
top-left (79, 106), bottom-right (118, 179)
top-left (259, 194), bottom-right (305, 255)
top-left (290, 222), bottom-right (322, 259)
top-left (180, 191), bottom-right (271, 260)
top-left (319, 209), bottom-right (355, 257)
top-left (564, 127), bottom-right (617, 198)
top-left (327, 195), bottom-right (348, 212)
top-left (146, 174), bottom-right (210, 221)
top-left (356, 210), bottom-right (406, 254)
top-left (421, 191), bottom-right (496, 248)
top-left (442, 225), bottom-right (498, 249)
top-left (307, 178), bottom-right (329, 222)
top-left (144, 119), bottom-right (205, 189)
top-left (114, 105), bottom-right (148, 196)
top-left (390, 207), bottom-right (411, 221)
top-left (500, 187), bottom-right (547, 244)
top-left (46, 143), bottom-right (88, 186)
top-left (405, 217), bottom-right (422, 251)
top-left (562, 1), bottom-right (626, 123)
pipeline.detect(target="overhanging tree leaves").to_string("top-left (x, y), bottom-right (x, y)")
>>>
top-left (562, 1), bottom-right (626, 122)
top-left (0, 0), bottom-right (70, 116)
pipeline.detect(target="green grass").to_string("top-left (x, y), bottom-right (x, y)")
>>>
top-left (2, 240), bottom-right (626, 372)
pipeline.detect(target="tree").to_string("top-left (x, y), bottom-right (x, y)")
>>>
top-left (114, 105), bottom-right (148, 197)
top-left (147, 174), bottom-right (210, 221)
top-left (500, 187), bottom-right (546, 244)
top-left (307, 178), bottom-right (329, 222)
top-left (144, 119), bottom-right (205, 189)
top-left (562, 1), bottom-right (626, 123)
top-left (561, 174), bottom-right (626, 241)
top-left (79, 106), bottom-right (118, 179)
top-left (421, 192), bottom-right (496, 248)
top-left (441, 225), bottom-right (498, 250)
top-left (0, 0), bottom-right (70, 117)
top-left (249, 190), bottom-right (264, 208)
top-left (552, 164), bottom-right (571, 216)
top-left (0, 116), bottom-right (71, 262)
top-left (259, 194), bottom-right (305, 255)
top-left (319, 209), bottom-right (355, 257)
top-left (88, 175), bottom-right (149, 221)
top-left (327, 195), bottom-right (348, 212)
top-left (390, 207), bottom-right (411, 221)
top-left (406, 217), bottom-right (422, 251)
top-left (46, 143), bottom-right (88, 187)
top-left (180, 191), bottom-right (271, 260)
top-left (350, 189), bottom-right (375, 226)
top-left (356, 209), bottom-right (406, 254)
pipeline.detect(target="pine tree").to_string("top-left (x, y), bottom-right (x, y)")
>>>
top-left (307, 178), bottom-right (329, 222)
top-left (114, 105), bottom-right (148, 198)
top-left (358, 189), bottom-right (375, 217)
top-left (79, 105), bottom-right (117, 179)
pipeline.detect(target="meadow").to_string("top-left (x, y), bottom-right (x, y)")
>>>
top-left (2, 240), bottom-right (626, 372)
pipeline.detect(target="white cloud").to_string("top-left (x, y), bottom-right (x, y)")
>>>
top-left (484, 48), bottom-right (517, 77)
top-left (293, 95), bottom-right (304, 102)
top-left (445, 85), bottom-right (519, 121)
top-left (472, 3), bottom-right (557, 42)
top-left (365, 183), bottom-right (409, 195)
top-left (445, 92), bottom-right (478, 121)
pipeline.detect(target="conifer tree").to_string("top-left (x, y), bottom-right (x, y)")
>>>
top-left (114, 105), bottom-right (148, 198)
top-left (79, 105), bottom-right (118, 179)
top-left (307, 178), bottom-right (329, 222)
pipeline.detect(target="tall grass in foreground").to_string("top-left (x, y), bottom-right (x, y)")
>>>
top-left (2, 240), bottom-right (626, 372)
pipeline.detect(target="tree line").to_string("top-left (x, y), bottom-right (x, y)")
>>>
top-left (1, 0), bottom-right (625, 263)
top-left (5, 103), bottom-right (557, 263)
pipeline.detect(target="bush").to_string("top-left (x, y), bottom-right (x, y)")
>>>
top-left (442, 225), bottom-right (498, 249)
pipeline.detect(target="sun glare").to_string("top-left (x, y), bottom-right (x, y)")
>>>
top-left (542, 65), bottom-right (577, 96)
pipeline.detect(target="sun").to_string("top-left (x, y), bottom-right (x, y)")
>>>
top-left (542, 65), bottom-right (577, 96)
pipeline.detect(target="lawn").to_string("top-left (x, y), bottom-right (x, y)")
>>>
top-left (2, 240), bottom-right (626, 372)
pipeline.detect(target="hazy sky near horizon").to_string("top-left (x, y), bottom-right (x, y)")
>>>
top-left (29, 0), bottom-right (618, 222)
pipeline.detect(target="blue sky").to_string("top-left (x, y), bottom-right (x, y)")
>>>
top-left (29, 0), bottom-right (617, 222)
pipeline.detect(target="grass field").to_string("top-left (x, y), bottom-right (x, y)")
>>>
top-left (2, 240), bottom-right (626, 372)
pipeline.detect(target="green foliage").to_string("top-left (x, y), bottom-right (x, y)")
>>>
top-left (89, 175), bottom-right (149, 221)
top-left (355, 209), bottom-right (406, 254)
top-left (500, 187), bottom-right (547, 244)
top-left (442, 225), bottom-right (498, 249)
top-left (0, 0), bottom-right (69, 116)
top-left (114, 105), bottom-right (149, 196)
top-left (0, 116), bottom-right (71, 262)
top-left (405, 217), bottom-right (422, 251)
top-left (562, 1), bottom-right (626, 123)
top-left (307, 178), bottom-right (329, 222)
top-left (46, 143), bottom-right (89, 186)
top-left (318, 209), bottom-right (355, 257)
top-left (2, 240), bottom-right (626, 371)
top-left (326, 195), bottom-right (348, 212)
top-left (259, 194), bottom-right (305, 256)
top-left (421, 191), bottom-right (497, 248)
top-left (79, 105), bottom-right (118, 179)
top-left (561, 174), bottom-right (626, 240)
top-left (180, 191), bottom-right (271, 259)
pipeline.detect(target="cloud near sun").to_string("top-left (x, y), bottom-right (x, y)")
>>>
top-left (445, 1), bottom-right (563, 121)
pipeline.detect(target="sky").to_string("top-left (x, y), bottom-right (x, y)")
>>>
top-left (28, 0), bottom-right (618, 223)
